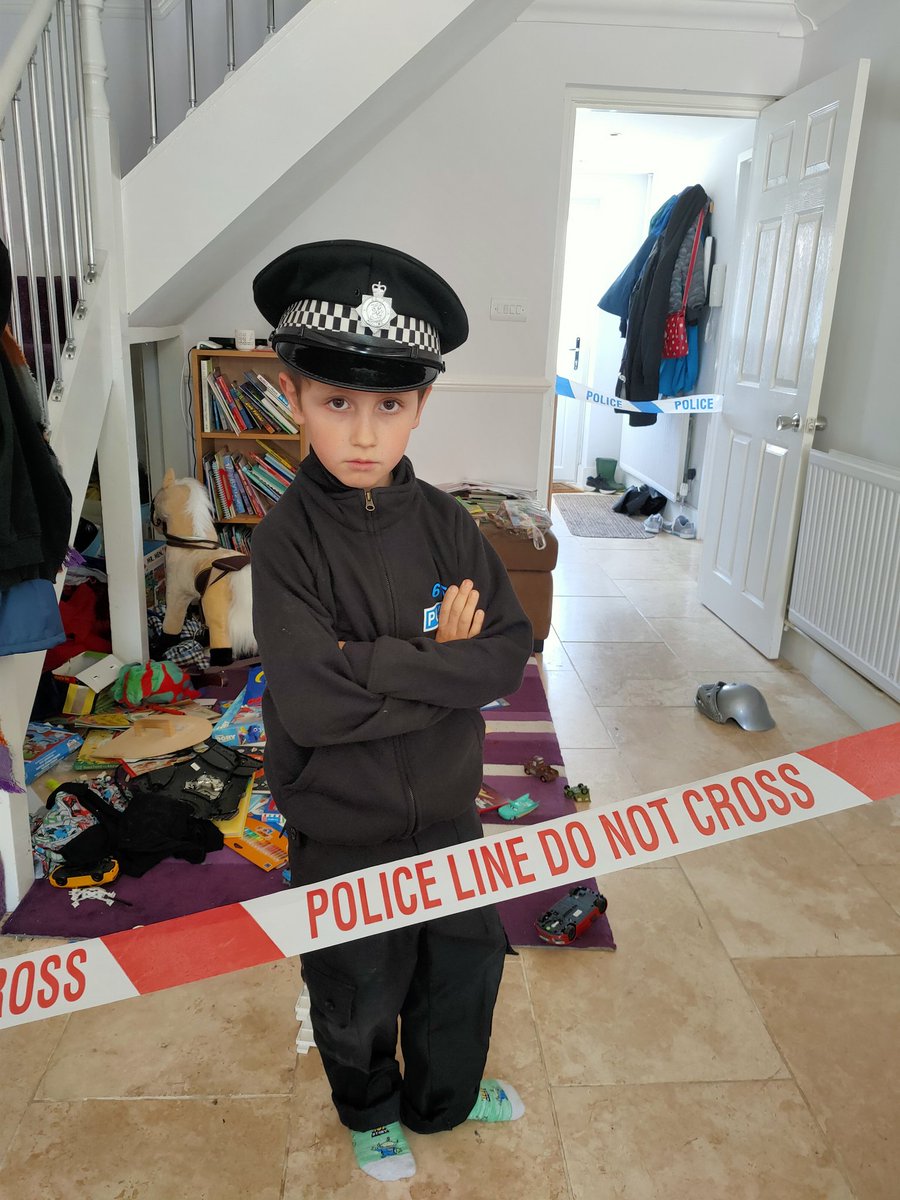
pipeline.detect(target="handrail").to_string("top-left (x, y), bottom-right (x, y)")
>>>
top-left (0, 0), bottom-right (55, 117)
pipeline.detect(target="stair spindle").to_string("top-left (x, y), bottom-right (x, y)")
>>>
top-left (28, 48), bottom-right (62, 397)
top-left (11, 81), bottom-right (49, 409)
top-left (41, 24), bottom-right (75, 359)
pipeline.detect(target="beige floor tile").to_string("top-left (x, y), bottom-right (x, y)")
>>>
top-left (543, 671), bottom-right (614, 749)
top-left (738, 956), bottom-right (900, 1200)
top-left (553, 596), bottom-right (661, 643)
top-left (583, 549), bottom-right (699, 581)
top-left (0, 1097), bottom-right (290, 1200)
top-left (861, 864), bottom-right (900, 915)
top-left (649, 614), bottom-right (775, 672)
top-left (523, 870), bottom-right (785, 1086)
top-left (563, 641), bottom-right (690, 708)
top-left (0, 936), bottom-right (72, 1162)
top-left (552, 558), bottom-right (623, 598)
top-left (283, 958), bottom-right (571, 1200)
top-left (596, 705), bottom-right (795, 793)
top-left (554, 1080), bottom-right (854, 1200)
top-left (558, 747), bottom-right (642, 809)
top-left (723, 669), bottom-right (860, 747)
top-left (536, 628), bottom-right (576, 673)
top-left (614, 577), bottom-right (703, 619)
top-left (820, 793), bottom-right (900, 866)
top-left (678, 819), bottom-right (900, 957)
top-left (37, 958), bottom-right (301, 1100)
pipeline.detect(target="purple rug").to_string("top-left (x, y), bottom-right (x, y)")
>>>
top-left (3, 848), bottom-right (285, 938)
top-left (486, 662), bottom-right (617, 951)
top-left (5, 663), bottom-right (615, 950)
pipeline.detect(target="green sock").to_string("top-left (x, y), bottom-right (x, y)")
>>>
top-left (349, 1122), bottom-right (416, 1181)
top-left (467, 1079), bottom-right (525, 1122)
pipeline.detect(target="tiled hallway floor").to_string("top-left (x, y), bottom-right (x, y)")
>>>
top-left (1, 509), bottom-right (898, 1199)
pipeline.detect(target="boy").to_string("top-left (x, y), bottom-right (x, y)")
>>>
top-left (250, 240), bottom-right (534, 1181)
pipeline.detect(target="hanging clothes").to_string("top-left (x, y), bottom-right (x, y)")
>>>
top-left (614, 184), bottom-right (710, 425)
top-left (598, 194), bottom-right (678, 336)
top-left (0, 237), bottom-right (72, 594)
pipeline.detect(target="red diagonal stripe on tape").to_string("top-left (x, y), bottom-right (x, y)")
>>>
top-left (799, 722), bottom-right (900, 801)
top-left (100, 903), bottom-right (282, 994)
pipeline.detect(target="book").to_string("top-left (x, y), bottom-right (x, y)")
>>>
top-left (73, 730), bottom-right (120, 771)
top-left (23, 723), bottom-right (84, 784)
top-left (222, 453), bottom-right (246, 515)
top-left (226, 817), bottom-right (288, 871)
top-left (213, 667), bottom-right (266, 747)
top-left (257, 440), bottom-right (295, 472)
top-left (474, 783), bottom-right (511, 814)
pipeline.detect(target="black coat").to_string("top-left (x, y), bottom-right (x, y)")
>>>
top-left (616, 184), bottom-right (710, 420)
top-left (250, 450), bottom-right (533, 844)
top-left (0, 238), bottom-right (72, 589)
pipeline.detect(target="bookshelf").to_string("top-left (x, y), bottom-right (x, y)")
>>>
top-left (189, 348), bottom-right (308, 549)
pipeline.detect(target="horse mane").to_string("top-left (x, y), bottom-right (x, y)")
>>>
top-left (177, 475), bottom-right (217, 539)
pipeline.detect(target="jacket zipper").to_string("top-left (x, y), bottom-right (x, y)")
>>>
top-left (364, 489), bottom-right (418, 834)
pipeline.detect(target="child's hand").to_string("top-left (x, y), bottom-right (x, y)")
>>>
top-left (435, 579), bottom-right (485, 643)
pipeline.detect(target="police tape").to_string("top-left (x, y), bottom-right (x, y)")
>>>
top-left (555, 374), bottom-right (723, 414)
top-left (1, 722), bottom-right (897, 1031)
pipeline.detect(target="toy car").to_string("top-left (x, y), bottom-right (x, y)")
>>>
top-left (49, 857), bottom-right (120, 889)
top-left (534, 886), bottom-right (607, 945)
top-left (563, 783), bottom-right (591, 803)
top-left (497, 793), bottom-right (538, 821)
top-left (523, 755), bottom-right (559, 783)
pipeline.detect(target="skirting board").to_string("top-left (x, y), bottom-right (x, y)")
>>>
top-left (781, 626), bottom-right (900, 733)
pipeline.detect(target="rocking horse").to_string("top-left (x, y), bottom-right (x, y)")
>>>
top-left (151, 469), bottom-right (256, 666)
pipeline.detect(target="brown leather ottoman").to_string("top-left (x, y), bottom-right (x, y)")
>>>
top-left (480, 523), bottom-right (558, 652)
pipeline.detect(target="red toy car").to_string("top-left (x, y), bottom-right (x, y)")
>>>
top-left (534, 886), bottom-right (607, 945)
top-left (523, 755), bottom-right (559, 783)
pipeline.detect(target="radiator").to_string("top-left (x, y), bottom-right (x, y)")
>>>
top-left (788, 451), bottom-right (900, 702)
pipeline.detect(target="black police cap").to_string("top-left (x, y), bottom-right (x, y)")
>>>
top-left (253, 240), bottom-right (468, 392)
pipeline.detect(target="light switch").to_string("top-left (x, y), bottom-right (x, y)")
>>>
top-left (490, 297), bottom-right (528, 322)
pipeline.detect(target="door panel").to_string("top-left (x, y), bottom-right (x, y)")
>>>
top-left (699, 60), bottom-right (869, 657)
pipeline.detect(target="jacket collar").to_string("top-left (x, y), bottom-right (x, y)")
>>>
top-left (295, 447), bottom-right (418, 531)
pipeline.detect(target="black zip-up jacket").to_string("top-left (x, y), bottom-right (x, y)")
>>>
top-left (250, 450), bottom-right (533, 845)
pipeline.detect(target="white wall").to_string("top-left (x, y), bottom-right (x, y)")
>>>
top-left (173, 20), bottom-right (801, 490)
top-left (795, 0), bottom-right (900, 468)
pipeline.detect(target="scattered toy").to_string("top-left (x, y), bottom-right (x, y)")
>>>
top-left (563, 783), bottom-right (591, 803)
top-left (523, 755), bottom-right (559, 783)
top-left (534, 886), bottom-right (607, 945)
top-left (497, 793), bottom-right (538, 821)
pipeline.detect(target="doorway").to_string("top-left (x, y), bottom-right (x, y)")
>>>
top-left (552, 107), bottom-right (757, 502)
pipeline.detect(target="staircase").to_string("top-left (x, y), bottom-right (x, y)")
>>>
top-left (1, 0), bottom-right (530, 911)
top-left (124, 0), bottom-right (533, 326)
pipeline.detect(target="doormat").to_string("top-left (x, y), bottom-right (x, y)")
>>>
top-left (3, 664), bottom-right (615, 951)
top-left (554, 492), bottom-right (653, 539)
top-left (484, 661), bottom-right (616, 951)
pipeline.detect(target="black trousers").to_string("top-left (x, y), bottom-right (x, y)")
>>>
top-left (288, 809), bottom-right (508, 1134)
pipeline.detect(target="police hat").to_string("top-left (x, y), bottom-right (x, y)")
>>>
top-left (253, 240), bottom-right (468, 392)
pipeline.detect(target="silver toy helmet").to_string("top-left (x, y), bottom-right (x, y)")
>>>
top-left (695, 682), bottom-right (775, 732)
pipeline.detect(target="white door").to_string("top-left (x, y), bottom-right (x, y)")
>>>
top-left (699, 61), bottom-right (869, 657)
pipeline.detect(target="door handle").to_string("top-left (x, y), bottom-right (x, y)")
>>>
top-left (775, 413), bottom-right (801, 432)
top-left (569, 336), bottom-right (580, 372)
top-left (807, 415), bottom-right (827, 433)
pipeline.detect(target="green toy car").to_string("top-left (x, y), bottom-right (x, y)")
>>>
top-left (563, 783), bottom-right (591, 803)
top-left (498, 793), bottom-right (539, 821)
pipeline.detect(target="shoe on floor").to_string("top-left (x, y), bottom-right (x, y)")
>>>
top-left (586, 474), bottom-right (617, 494)
top-left (643, 513), bottom-right (663, 533)
top-left (467, 1079), bottom-right (525, 1122)
top-left (672, 515), bottom-right (696, 539)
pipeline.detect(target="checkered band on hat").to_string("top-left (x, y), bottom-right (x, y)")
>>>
top-left (278, 299), bottom-right (441, 356)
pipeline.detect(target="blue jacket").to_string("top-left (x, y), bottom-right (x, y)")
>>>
top-left (598, 195), bottom-right (678, 334)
